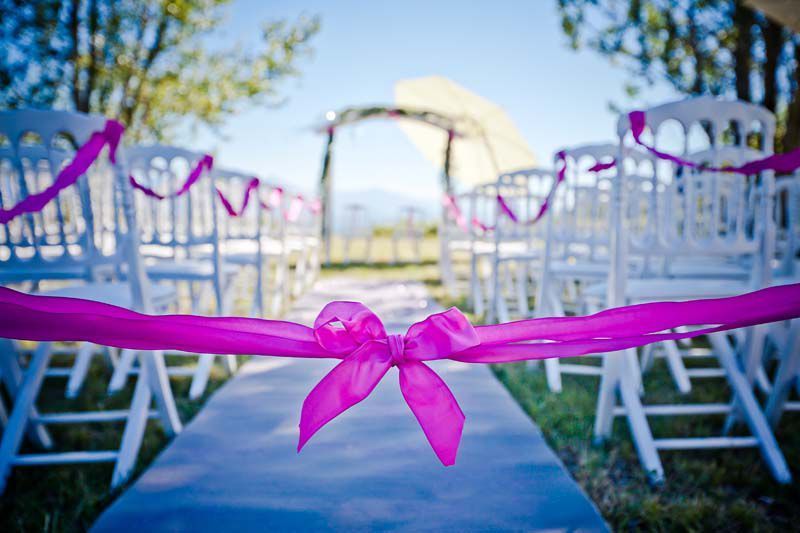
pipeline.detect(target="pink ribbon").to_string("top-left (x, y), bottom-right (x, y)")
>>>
top-left (442, 194), bottom-right (468, 232)
top-left (628, 110), bottom-right (800, 175)
top-left (496, 153), bottom-right (618, 226)
top-left (1, 283), bottom-right (799, 465)
top-left (128, 154), bottom-right (214, 200)
top-left (0, 120), bottom-right (125, 224)
top-left (284, 194), bottom-right (305, 222)
top-left (268, 187), bottom-right (284, 209)
top-left (216, 177), bottom-right (265, 217)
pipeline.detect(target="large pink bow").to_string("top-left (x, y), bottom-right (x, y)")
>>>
top-left (299, 301), bottom-right (480, 466)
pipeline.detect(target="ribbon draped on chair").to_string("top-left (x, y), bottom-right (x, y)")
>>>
top-left (627, 110), bottom-right (800, 175)
top-left (0, 120), bottom-right (125, 224)
top-left (128, 154), bottom-right (214, 200)
top-left (1, 283), bottom-right (799, 465)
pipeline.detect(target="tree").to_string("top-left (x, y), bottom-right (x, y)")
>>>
top-left (0, 0), bottom-right (319, 141)
top-left (556, 0), bottom-right (800, 151)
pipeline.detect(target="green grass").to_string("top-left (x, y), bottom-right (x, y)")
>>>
top-left (0, 354), bottom-right (234, 532)
top-left (3, 236), bottom-right (798, 531)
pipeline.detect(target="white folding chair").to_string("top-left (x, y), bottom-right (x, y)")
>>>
top-left (484, 169), bottom-right (552, 324)
top-left (591, 96), bottom-right (791, 484)
top-left (213, 168), bottom-right (292, 317)
top-left (391, 206), bottom-right (424, 264)
top-left (439, 191), bottom-right (478, 298)
top-left (109, 145), bottom-right (238, 400)
top-left (0, 109), bottom-right (181, 493)
top-left (283, 193), bottom-right (322, 297)
top-left (341, 203), bottom-right (372, 264)
top-left (532, 145), bottom-right (640, 392)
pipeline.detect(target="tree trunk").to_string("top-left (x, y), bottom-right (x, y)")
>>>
top-left (784, 42), bottom-right (800, 152)
top-left (733, 2), bottom-right (753, 102)
top-left (762, 19), bottom-right (783, 113)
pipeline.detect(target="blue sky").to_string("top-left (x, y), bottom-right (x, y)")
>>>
top-left (197, 0), bottom-right (678, 203)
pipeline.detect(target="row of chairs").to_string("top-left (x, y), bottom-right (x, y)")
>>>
top-left (440, 96), bottom-right (800, 484)
top-left (0, 109), bottom-right (321, 492)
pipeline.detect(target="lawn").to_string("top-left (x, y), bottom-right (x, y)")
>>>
top-left (2, 236), bottom-right (798, 531)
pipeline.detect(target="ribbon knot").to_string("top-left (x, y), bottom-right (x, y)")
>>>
top-left (300, 301), bottom-right (480, 465)
top-left (387, 334), bottom-right (406, 365)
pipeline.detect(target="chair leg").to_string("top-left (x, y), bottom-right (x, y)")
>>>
top-left (710, 332), bottom-right (792, 484)
top-left (594, 352), bottom-right (622, 441)
top-left (544, 358), bottom-right (563, 393)
top-left (65, 342), bottom-right (97, 399)
top-left (108, 348), bottom-right (138, 394)
top-left (661, 340), bottom-right (692, 394)
top-left (515, 261), bottom-right (529, 317)
top-left (0, 342), bottom-right (52, 494)
top-left (0, 341), bottom-right (52, 449)
top-left (470, 255), bottom-right (484, 317)
top-left (111, 363), bottom-right (153, 488)
top-left (618, 366), bottom-right (665, 484)
top-left (140, 351), bottom-right (182, 436)
top-left (189, 353), bottom-right (216, 400)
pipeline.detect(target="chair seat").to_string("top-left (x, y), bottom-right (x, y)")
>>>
top-left (189, 239), bottom-right (289, 266)
top-left (38, 282), bottom-right (176, 309)
top-left (662, 260), bottom-right (750, 280)
top-left (583, 277), bottom-right (754, 302)
top-left (145, 259), bottom-right (238, 280)
top-left (549, 260), bottom-right (610, 279)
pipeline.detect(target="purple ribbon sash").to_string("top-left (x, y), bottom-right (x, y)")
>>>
top-left (1, 283), bottom-right (799, 465)
top-left (284, 194), bottom-right (305, 223)
top-left (443, 194), bottom-right (469, 232)
top-left (128, 154), bottom-right (214, 200)
top-left (216, 177), bottom-right (266, 217)
top-left (496, 150), bottom-right (615, 226)
top-left (628, 110), bottom-right (800, 175)
top-left (0, 120), bottom-right (125, 224)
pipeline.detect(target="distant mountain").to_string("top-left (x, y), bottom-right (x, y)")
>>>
top-left (330, 188), bottom-right (439, 232)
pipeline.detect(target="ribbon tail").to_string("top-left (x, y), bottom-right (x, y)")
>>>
top-left (298, 344), bottom-right (391, 452)
top-left (398, 361), bottom-right (464, 466)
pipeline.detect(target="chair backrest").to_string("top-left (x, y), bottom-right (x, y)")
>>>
top-left (212, 166), bottom-right (267, 242)
top-left (126, 145), bottom-right (219, 257)
top-left (550, 144), bottom-right (647, 263)
top-left (0, 109), bottom-right (151, 309)
top-left (493, 167), bottom-right (553, 249)
top-left (613, 97), bottom-right (777, 304)
top-left (0, 110), bottom-right (121, 277)
top-left (342, 204), bottom-right (371, 237)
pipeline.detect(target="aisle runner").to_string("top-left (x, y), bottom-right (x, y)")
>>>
top-left (92, 279), bottom-right (607, 532)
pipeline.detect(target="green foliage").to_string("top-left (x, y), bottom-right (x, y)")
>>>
top-left (556, 0), bottom-right (800, 150)
top-left (0, 0), bottom-right (319, 141)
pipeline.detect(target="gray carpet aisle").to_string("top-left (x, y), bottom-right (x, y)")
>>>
top-left (93, 278), bottom-right (607, 532)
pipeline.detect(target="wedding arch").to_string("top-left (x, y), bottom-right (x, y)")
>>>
top-left (315, 105), bottom-right (462, 260)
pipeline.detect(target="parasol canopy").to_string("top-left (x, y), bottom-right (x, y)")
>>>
top-left (394, 76), bottom-right (536, 186)
top-left (744, 0), bottom-right (800, 33)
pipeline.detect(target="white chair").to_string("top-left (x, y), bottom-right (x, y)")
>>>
top-left (0, 109), bottom-right (182, 493)
top-left (391, 206), bottom-right (424, 264)
top-left (532, 145), bottom-right (641, 392)
top-left (282, 193), bottom-right (322, 297)
top-left (439, 191), bottom-right (477, 298)
top-left (484, 169), bottom-right (552, 323)
top-left (341, 203), bottom-right (372, 264)
top-left (591, 96), bottom-right (790, 484)
top-left (213, 168), bottom-right (293, 317)
top-left (114, 145), bottom-right (238, 399)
